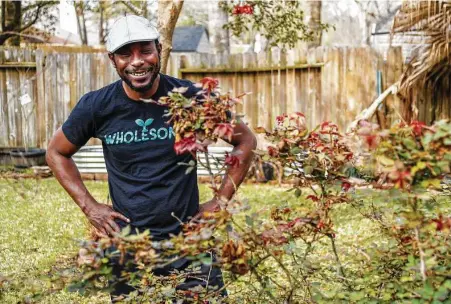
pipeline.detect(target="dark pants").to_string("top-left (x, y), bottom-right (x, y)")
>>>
top-left (109, 250), bottom-right (227, 303)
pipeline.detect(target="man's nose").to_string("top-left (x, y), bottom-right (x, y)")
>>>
top-left (130, 54), bottom-right (144, 67)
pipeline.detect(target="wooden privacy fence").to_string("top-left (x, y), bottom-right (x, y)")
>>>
top-left (0, 45), bottom-right (403, 148)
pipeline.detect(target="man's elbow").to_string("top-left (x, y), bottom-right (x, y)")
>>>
top-left (240, 131), bottom-right (257, 153)
top-left (46, 143), bottom-right (60, 169)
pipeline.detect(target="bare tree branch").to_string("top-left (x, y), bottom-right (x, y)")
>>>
top-left (19, 5), bottom-right (42, 32)
top-left (116, 0), bottom-right (142, 15)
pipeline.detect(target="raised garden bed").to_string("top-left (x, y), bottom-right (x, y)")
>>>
top-left (10, 148), bottom-right (46, 169)
top-left (0, 147), bottom-right (15, 166)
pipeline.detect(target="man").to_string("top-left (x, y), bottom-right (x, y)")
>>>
top-left (46, 15), bottom-right (256, 300)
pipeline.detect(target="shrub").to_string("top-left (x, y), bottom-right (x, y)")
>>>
top-left (60, 79), bottom-right (451, 303)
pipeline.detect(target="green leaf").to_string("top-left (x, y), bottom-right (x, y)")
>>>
top-left (411, 161), bottom-right (427, 176)
top-left (444, 153), bottom-right (451, 161)
top-left (294, 188), bottom-right (302, 197)
top-left (421, 179), bottom-right (441, 189)
top-left (378, 155), bottom-right (395, 167)
top-left (121, 225), bottom-right (131, 237)
top-left (304, 166), bottom-right (313, 175)
top-left (290, 147), bottom-right (302, 155)
top-left (245, 215), bottom-right (254, 227)
top-left (403, 138), bottom-right (417, 150)
top-left (349, 291), bottom-right (365, 301)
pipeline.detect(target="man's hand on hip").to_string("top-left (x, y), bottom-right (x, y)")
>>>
top-left (84, 201), bottom-right (130, 236)
top-left (196, 198), bottom-right (221, 219)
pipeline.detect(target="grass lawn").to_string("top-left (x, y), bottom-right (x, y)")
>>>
top-left (0, 178), bottom-right (302, 303)
top-left (0, 177), bottom-right (449, 303)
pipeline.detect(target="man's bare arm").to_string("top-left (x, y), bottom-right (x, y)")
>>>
top-left (46, 128), bottom-right (129, 235)
top-left (199, 121), bottom-right (257, 213)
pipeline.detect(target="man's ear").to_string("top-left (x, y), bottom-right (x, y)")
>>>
top-left (108, 53), bottom-right (116, 68)
top-left (156, 42), bottom-right (162, 56)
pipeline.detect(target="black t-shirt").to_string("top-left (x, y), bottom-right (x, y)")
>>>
top-left (62, 74), bottom-right (199, 240)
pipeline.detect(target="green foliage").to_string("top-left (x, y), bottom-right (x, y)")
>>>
top-left (2, 79), bottom-right (451, 302)
top-left (220, 1), bottom-right (331, 50)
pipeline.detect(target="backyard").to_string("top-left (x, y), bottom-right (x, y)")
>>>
top-left (1, 0), bottom-right (450, 303)
top-left (1, 175), bottom-right (450, 303)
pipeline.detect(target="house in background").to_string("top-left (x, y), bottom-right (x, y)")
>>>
top-left (172, 26), bottom-right (211, 54)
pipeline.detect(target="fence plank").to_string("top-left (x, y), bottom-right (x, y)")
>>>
top-left (1, 46), bottom-right (432, 148)
top-left (0, 49), bottom-right (9, 146)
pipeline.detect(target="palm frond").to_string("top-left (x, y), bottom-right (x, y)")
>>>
top-left (392, 0), bottom-right (450, 93)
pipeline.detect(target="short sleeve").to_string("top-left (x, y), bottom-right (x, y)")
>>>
top-left (62, 94), bottom-right (96, 147)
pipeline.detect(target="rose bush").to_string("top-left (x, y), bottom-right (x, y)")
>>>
top-left (57, 79), bottom-right (451, 303)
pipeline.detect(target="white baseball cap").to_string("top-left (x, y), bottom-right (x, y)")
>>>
top-left (106, 15), bottom-right (160, 53)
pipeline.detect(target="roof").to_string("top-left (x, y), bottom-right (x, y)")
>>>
top-left (172, 26), bottom-right (207, 52)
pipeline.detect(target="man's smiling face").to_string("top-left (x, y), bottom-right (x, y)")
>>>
top-left (109, 41), bottom-right (161, 93)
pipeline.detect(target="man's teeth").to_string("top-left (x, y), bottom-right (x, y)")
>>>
top-left (131, 71), bottom-right (148, 76)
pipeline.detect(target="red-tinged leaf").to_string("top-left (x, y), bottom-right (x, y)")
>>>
top-left (199, 77), bottom-right (219, 92)
top-left (267, 146), bottom-right (279, 157)
top-left (342, 181), bottom-right (352, 192)
top-left (224, 152), bottom-right (240, 168)
top-left (410, 120), bottom-right (426, 137)
top-left (174, 136), bottom-right (205, 155)
top-left (306, 195), bottom-right (320, 202)
top-left (213, 123), bottom-right (234, 141)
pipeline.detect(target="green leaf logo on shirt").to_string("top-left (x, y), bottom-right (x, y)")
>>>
top-left (135, 118), bottom-right (154, 131)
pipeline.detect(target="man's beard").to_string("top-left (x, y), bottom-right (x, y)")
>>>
top-left (120, 64), bottom-right (160, 93)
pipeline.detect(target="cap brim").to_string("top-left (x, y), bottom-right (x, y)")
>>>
top-left (110, 39), bottom-right (160, 53)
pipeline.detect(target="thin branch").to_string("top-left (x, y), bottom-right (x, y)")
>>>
top-left (116, 0), bottom-right (142, 15)
top-left (414, 227), bottom-right (427, 282)
top-left (19, 5), bottom-right (43, 32)
top-left (204, 152), bottom-right (217, 189)
top-left (251, 267), bottom-right (278, 303)
top-left (329, 234), bottom-right (347, 279)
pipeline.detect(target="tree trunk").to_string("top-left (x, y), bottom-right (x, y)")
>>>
top-left (0, 1), bottom-right (21, 45)
top-left (98, 1), bottom-right (105, 44)
top-left (75, 1), bottom-right (88, 45)
top-left (307, 0), bottom-right (322, 48)
top-left (208, 0), bottom-right (230, 54)
top-left (1, 1), bottom-right (6, 32)
top-left (157, 0), bottom-right (184, 74)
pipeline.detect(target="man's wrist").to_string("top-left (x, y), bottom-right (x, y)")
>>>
top-left (79, 197), bottom-right (98, 215)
